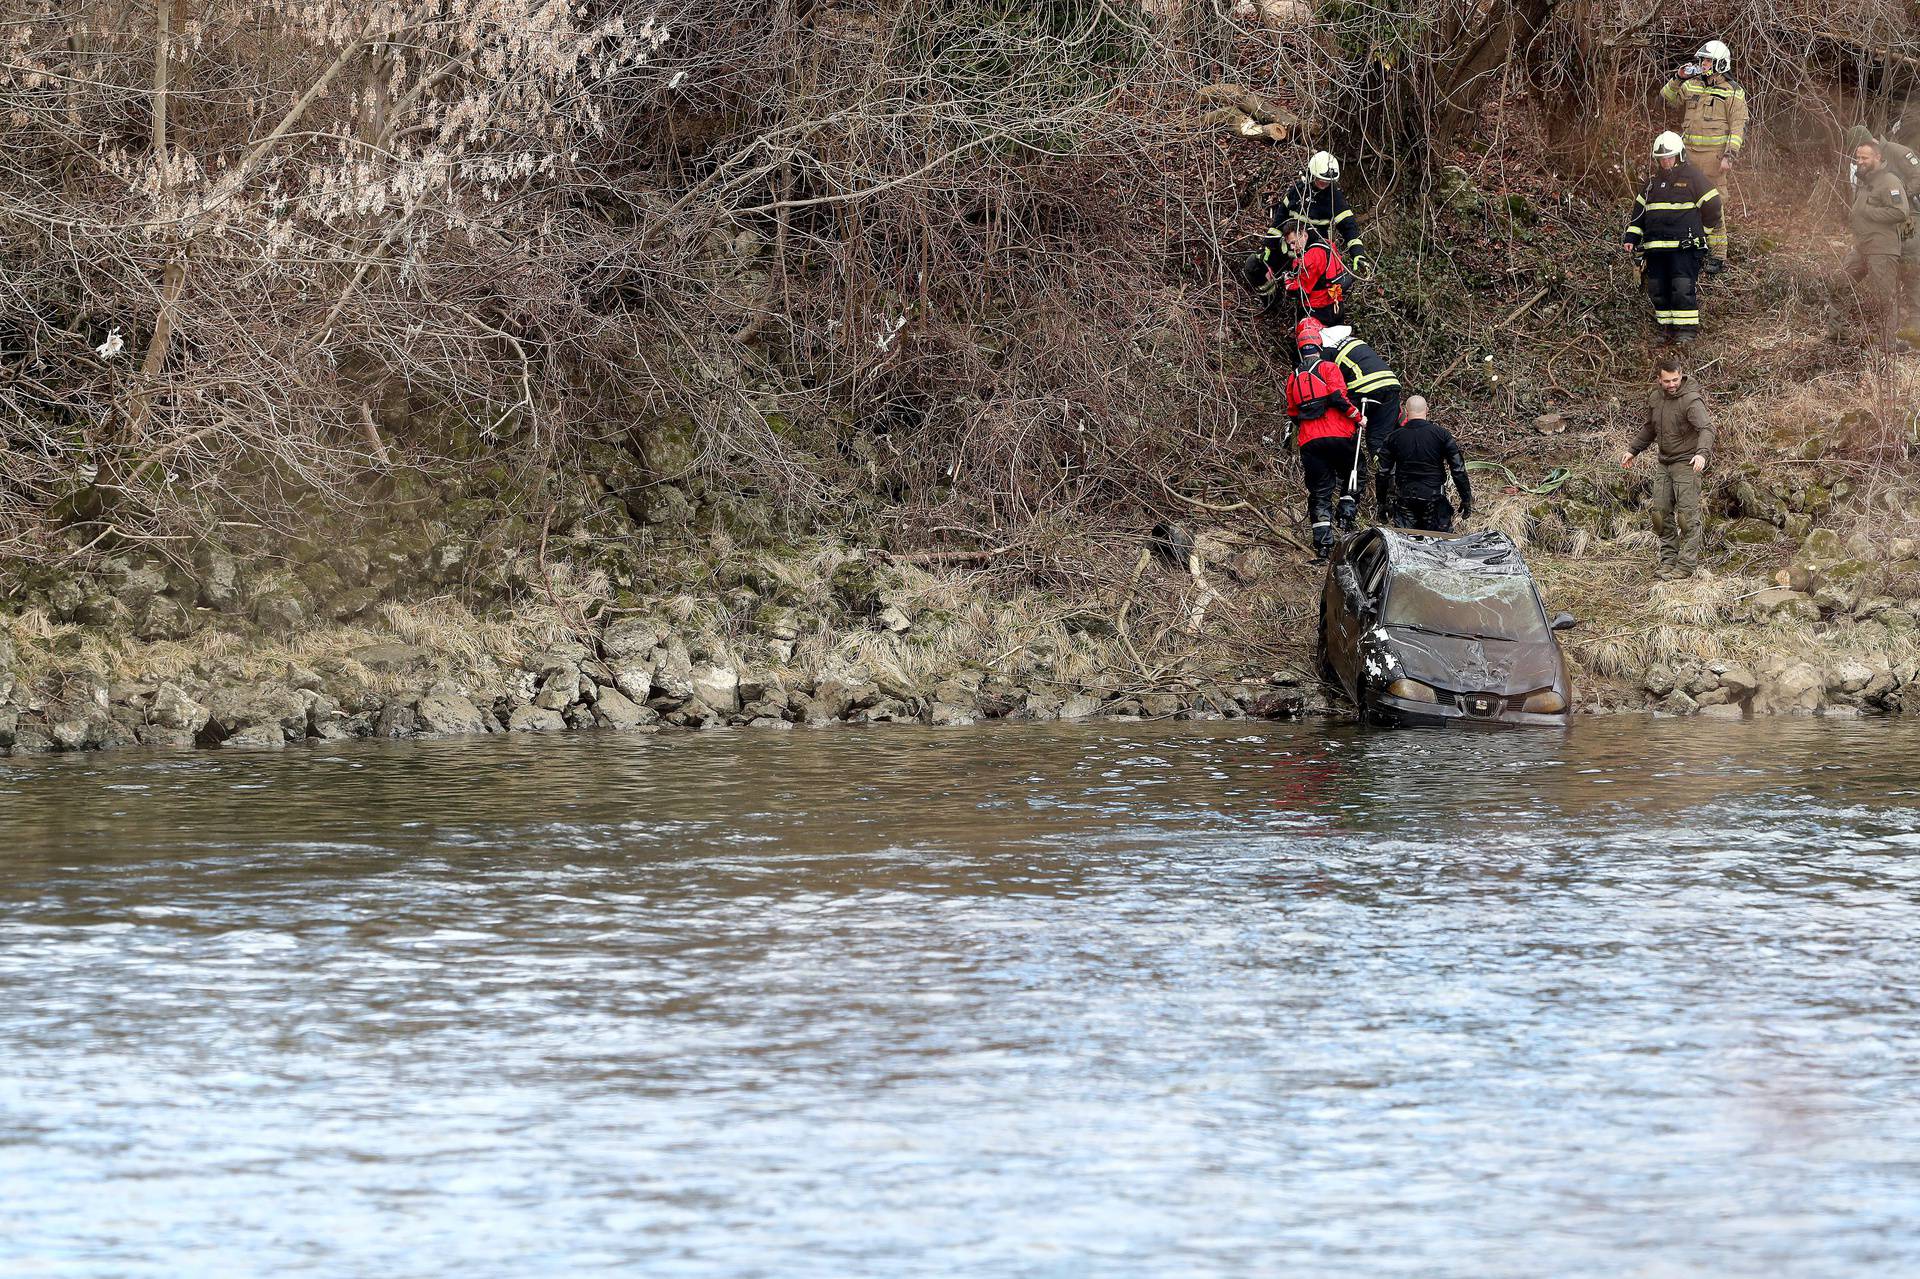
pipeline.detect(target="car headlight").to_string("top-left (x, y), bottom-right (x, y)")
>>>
top-left (1385, 678), bottom-right (1438, 704)
top-left (1522, 689), bottom-right (1567, 714)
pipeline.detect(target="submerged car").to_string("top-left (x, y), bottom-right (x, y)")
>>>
top-left (1316, 528), bottom-right (1576, 727)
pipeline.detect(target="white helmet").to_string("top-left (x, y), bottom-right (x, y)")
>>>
top-left (1695, 39), bottom-right (1731, 73)
top-left (1307, 151), bottom-right (1340, 181)
top-left (1653, 130), bottom-right (1685, 159)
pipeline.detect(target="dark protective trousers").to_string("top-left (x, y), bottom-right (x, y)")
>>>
top-left (1357, 388), bottom-right (1400, 509)
top-left (1301, 436), bottom-right (1359, 555)
top-left (1644, 248), bottom-right (1705, 332)
top-left (1399, 497), bottom-right (1456, 534)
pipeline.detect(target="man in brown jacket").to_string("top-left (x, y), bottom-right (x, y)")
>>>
top-left (1621, 354), bottom-right (1715, 579)
top-left (1847, 139), bottom-right (1914, 353)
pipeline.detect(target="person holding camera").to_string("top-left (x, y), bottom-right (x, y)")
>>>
top-left (1660, 39), bottom-right (1746, 276)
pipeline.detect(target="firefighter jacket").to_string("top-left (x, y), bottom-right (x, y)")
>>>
top-left (1853, 164), bottom-right (1913, 257)
top-left (1624, 161), bottom-right (1721, 252)
top-left (1285, 354), bottom-right (1361, 448)
top-left (1628, 377), bottom-right (1715, 465)
top-left (1660, 73), bottom-right (1747, 155)
top-left (1378, 419), bottom-right (1471, 509)
top-left (1270, 178), bottom-right (1366, 255)
top-left (1325, 336), bottom-right (1400, 399)
top-left (1285, 241), bottom-right (1347, 311)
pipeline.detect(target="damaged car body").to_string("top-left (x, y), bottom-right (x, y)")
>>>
top-left (1316, 528), bottom-right (1576, 727)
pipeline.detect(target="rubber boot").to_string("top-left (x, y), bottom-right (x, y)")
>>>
top-left (1335, 494), bottom-right (1357, 533)
top-left (1311, 525), bottom-right (1333, 561)
top-left (1673, 327), bottom-right (1697, 346)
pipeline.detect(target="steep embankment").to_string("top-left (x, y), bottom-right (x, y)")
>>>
top-left (3, 127), bottom-right (1916, 754)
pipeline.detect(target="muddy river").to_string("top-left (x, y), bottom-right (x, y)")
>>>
top-left (3, 718), bottom-right (1917, 1276)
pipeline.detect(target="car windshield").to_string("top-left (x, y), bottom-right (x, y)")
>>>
top-left (1381, 564), bottom-right (1549, 642)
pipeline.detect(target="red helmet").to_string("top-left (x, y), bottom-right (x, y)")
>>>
top-left (1295, 317), bottom-right (1324, 348)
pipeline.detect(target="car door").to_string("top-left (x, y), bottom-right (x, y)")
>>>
top-left (1331, 533), bottom-right (1386, 696)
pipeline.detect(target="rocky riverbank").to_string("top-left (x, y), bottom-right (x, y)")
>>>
top-left (6, 424), bottom-right (1920, 757)
top-left (0, 612), bottom-right (1320, 758)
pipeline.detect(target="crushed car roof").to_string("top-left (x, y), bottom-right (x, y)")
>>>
top-left (1377, 528), bottom-right (1529, 575)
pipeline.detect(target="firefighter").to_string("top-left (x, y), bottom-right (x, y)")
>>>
top-left (1622, 131), bottom-right (1722, 344)
top-left (1845, 138), bottom-right (1914, 354)
top-left (1271, 151), bottom-right (1369, 269)
top-left (1285, 318), bottom-right (1364, 559)
top-left (1280, 220), bottom-right (1349, 327)
top-left (1660, 39), bottom-right (1746, 274)
top-left (1846, 124), bottom-right (1920, 319)
top-left (1318, 324), bottom-right (1401, 510)
top-left (1377, 396), bottom-right (1472, 533)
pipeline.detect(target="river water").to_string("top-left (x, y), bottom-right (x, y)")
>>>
top-left (3, 718), bottom-right (1918, 1277)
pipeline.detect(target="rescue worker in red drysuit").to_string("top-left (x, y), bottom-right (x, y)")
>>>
top-left (1280, 219), bottom-right (1350, 327)
top-left (1285, 317), bottom-right (1364, 559)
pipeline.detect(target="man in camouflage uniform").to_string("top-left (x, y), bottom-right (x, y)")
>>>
top-left (1846, 124), bottom-right (1920, 320)
top-left (1661, 39), bottom-right (1746, 275)
top-left (1846, 138), bottom-right (1915, 354)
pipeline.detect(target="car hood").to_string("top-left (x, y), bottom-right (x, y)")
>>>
top-left (1382, 626), bottom-right (1562, 695)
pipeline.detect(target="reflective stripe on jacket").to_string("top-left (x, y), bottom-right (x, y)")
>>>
top-left (1327, 337), bottom-right (1399, 396)
top-left (1270, 179), bottom-right (1364, 253)
top-left (1660, 75), bottom-right (1748, 153)
top-left (1285, 357), bottom-right (1360, 448)
top-left (1625, 161), bottom-right (1722, 251)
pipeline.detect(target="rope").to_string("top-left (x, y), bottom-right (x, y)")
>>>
top-left (1464, 460), bottom-right (1573, 494)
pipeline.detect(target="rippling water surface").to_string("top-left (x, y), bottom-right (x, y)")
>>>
top-left (4, 718), bottom-right (1920, 1277)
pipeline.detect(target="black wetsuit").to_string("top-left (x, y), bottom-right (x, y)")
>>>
top-left (1378, 417), bottom-right (1472, 532)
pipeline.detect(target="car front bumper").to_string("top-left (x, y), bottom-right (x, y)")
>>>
top-left (1368, 691), bottom-right (1570, 729)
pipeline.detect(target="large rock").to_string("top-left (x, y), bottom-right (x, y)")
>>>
top-left (193, 544), bottom-right (242, 611)
top-left (205, 683), bottom-right (309, 744)
top-left (1828, 662), bottom-right (1876, 696)
top-left (651, 638), bottom-right (695, 702)
top-left (135, 596), bottom-right (193, 642)
top-left (373, 702), bottom-right (419, 738)
top-left (0, 706), bottom-right (15, 749)
top-left (507, 705), bottom-right (567, 733)
top-left (307, 692), bottom-right (356, 741)
top-left (612, 662), bottom-right (654, 705)
top-left (415, 689), bottom-right (487, 737)
top-left (1715, 665), bottom-right (1759, 699)
top-left (151, 682), bottom-right (211, 733)
top-left (601, 618), bottom-right (665, 663)
top-left (1059, 693), bottom-right (1102, 720)
top-left (1798, 528), bottom-right (1845, 565)
top-left (251, 592), bottom-right (306, 633)
top-left (1755, 662), bottom-right (1826, 714)
top-left (690, 664), bottom-right (741, 713)
top-left (51, 718), bottom-right (93, 751)
top-left (592, 686), bottom-right (655, 730)
top-left (1747, 588), bottom-right (1821, 623)
top-left (137, 724), bottom-right (197, 749)
top-left (352, 643), bottom-right (430, 674)
top-left (532, 662), bottom-right (581, 711)
top-left (220, 722), bottom-right (285, 749)
top-left (108, 561), bottom-right (173, 610)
